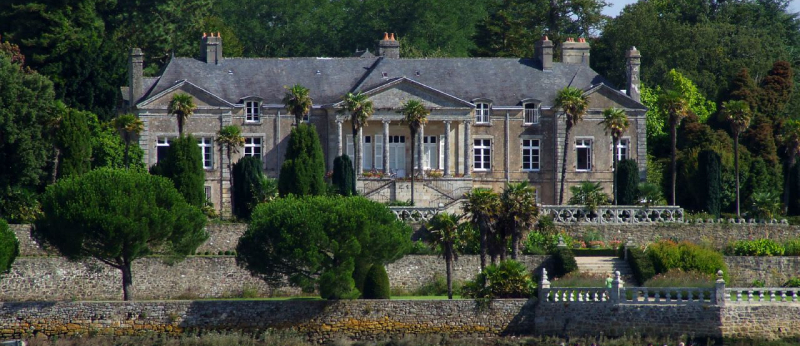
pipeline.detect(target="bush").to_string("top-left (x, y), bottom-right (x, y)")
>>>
top-left (150, 135), bottom-right (206, 208)
top-left (362, 264), bottom-right (390, 299)
top-left (278, 124), bottom-right (326, 197)
top-left (642, 269), bottom-right (714, 288)
top-left (638, 182), bottom-right (665, 207)
top-left (785, 278), bottom-right (800, 287)
top-left (725, 239), bottom-right (785, 256)
top-left (616, 159), bottom-right (639, 205)
top-left (647, 240), bottom-right (728, 282)
top-left (232, 156), bottom-right (271, 220)
top-left (332, 155), bottom-right (355, 196)
top-left (784, 239), bottom-right (800, 256)
top-left (461, 260), bottom-right (534, 299)
top-left (0, 186), bottom-right (42, 223)
top-left (568, 181), bottom-right (609, 211)
top-left (413, 274), bottom-right (463, 296)
top-left (627, 248), bottom-right (656, 284)
top-left (522, 231), bottom-right (576, 255)
top-left (551, 248), bottom-right (578, 277)
top-left (0, 219), bottom-right (19, 275)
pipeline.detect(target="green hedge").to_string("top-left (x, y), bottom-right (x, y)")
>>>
top-left (627, 248), bottom-right (656, 284)
top-left (362, 264), bottom-right (390, 299)
top-left (551, 248), bottom-right (577, 278)
top-left (724, 239), bottom-right (785, 256)
top-left (648, 240), bottom-right (729, 282)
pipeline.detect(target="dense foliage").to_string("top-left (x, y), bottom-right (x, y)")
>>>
top-left (0, 219), bottom-right (19, 275)
top-left (55, 108), bottom-right (93, 179)
top-left (34, 168), bottom-right (208, 300)
top-left (647, 241), bottom-right (729, 282)
top-left (461, 260), bottom-right (535, 299)
top-left (150, 136), bottom-right (206, 208)
top-left (332, 155), bottom-right (355, 196)
top-left (697, 149), bottom-right (722, 217)
top-left (278, 124), bottom-right (326, 197)
top-left (232, 157), bottom-right (267, 220)
top-left (236, 196), bottom-right (412, 299)
top-left (551, 248), bottom-right (578, 278)
top-left (725, 239), bottom-right (785, 256)
top-left (362, 264), bottom-right (391, 299)
top-left (616, 159), bottom-right (639, 205)
top-left (627, 247), bottom-right (656, 284)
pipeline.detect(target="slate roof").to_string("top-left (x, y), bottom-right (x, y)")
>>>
top-left (140, 56), bottom-right (627, 108)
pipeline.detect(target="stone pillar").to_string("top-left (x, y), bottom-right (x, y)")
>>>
top-left (418, 124), bottom-right (425, 178)
top-left (463, 120), bottom-right (472, 177)
top-left (611, 271), bottom-right (624, 303)
top-left (383, 120), bottom-right (390, 173)
top-left (540, 268), bottom-right (551, 301)
top-left (715, 270), bottom-right (726, 306)
top-left (356, 127), bottom-right (363, 176)
top-left (444, 121), bottom-right (451, 177)
top-left (336, 119), bottom-right (343, 157)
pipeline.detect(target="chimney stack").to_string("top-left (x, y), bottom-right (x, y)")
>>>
top-left (201, 32), bottom-right (223, 65)
top-left (128, 48), bottom-right (144, 108)
top-left (560, 37), bottom-right (590, 65)
top-left (626, 46), bottom-right (641, 103)
top-left (535, 36), bottom-right (553, 70)
top-left (378, 32), bottom-right (400, 59)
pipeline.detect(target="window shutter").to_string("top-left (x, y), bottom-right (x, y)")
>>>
top-left (375, 135), bottom-right (383, 169)
top-left (439, 135), bottom-right (445, 170)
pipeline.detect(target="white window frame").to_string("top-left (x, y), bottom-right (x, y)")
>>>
top-left (473, 138), bottom-right (491, 171)
top-left (198, 137), bottom-right (214, 170)
top-left (423, 135), bottom-right (438, 170)
top-left (575, 138), bottom-right (592, 172)
top-left (363, 135), bottom-right (373, 170)
top-left (522, 138), bottom-right (541, 172)
top-left (204, 186), bottom-right (212, 202)
top-left (475, 103), bottom-right (490, 124)
top-left (616, 138), bottom-right (630, 162)
top-left (244, 137), bottom-right (262, 159)
top-left (388, 135), bottom-right (406, 172)
top-left (156, 137), bottom-right (172, 163)
top-left (245, 101), bottom-right (261, 123)
top-left (524, 103), bottom-right (540, 124)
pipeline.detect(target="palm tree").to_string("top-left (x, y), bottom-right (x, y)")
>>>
top-left (500, 181), bottom-right (539, 260)
top-left (781, 119), bottom-right (800, 212)
top-left (600, 108), bottom-right (630, 205)
top-left (283, 84), bottom-right (313, 126)
top-left (216, 125), bottom-right (245, 215)
top-left (554, 87), bottom-right (589, 205)
top-left (463, 188), bottom-right (501, 269)
top-left (723, 100), bottom-right (752, 217)
top-left (113, 114), bottom-right (145, 169)
top-left (658, 89), bottom-right (691, 206)
top-left (168, 93), bottom-right (196, 137)
top-left (400, 99), bottom-right (429, 205)
top-left (426, 212), bottom-right (463, 299)
top-left (342, 92), bottom-right (375, 185)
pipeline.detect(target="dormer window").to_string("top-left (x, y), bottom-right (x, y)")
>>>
top-left (524, 103), bottom-right (539, 124)
top-left (245, 101), bottom-right (260, 122)
top-left (475, 103), bottom-right (490, 124)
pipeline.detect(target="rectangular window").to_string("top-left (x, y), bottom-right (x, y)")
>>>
top-left (524, 104), bottom-right (539, 124)
top-left (197, 137), bottom-right (214, 169)
top-left (474, 139), bottom-right (491, 171)
top-left (363, 135), bottom-right (373, 170)
top-left (244, 137), bottom-right (262, 159)
top-left (576, 138), bottom-right (592, 171)
top-left (389, 135), bottom-right (406, 172)
top-left (475, 103), bottom-right (490, 124)
top-left (156, 137), bottom-right (172, 163)
top-left (522, 139), bottom-right (540, 171)
top-left (423, 135), bottom-right (438, 169)
top-left (616, 139), bottom-right (630, 161)
top-left (245, 101), bottom-right (260, 122)
top-left (204, 186), bottom-right (212, 201)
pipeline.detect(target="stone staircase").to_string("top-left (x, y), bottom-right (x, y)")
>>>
top-left (575, 256), bottom-right (637, 285)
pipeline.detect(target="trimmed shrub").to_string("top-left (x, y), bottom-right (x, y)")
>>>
top-left (56, 108), bottom-right (92, 179)
top-left (278, 124), bottom-right (326, 197)
top-left (724, 239), bottom-right (785, 256)
top-left (616, 159), bottom-right (640, 205)
top-left (0, 219), bottom-right (19, 275)
top-left (362, 264), bottom-right (390, 299)
top-left (697, 149), bottom-right (722, 217)
top-left (231, 156), bottom-right (264, 220)
top-left (551, 248), bottom-right (578, 277)
top-left (461, 260), bottom-right (534, 299)
top-left (332, 154), bottom-right (355, 196)
top-left (150, 135), bottom-right (205, 208)
top-left (627, 248), bottom-right (656, 284)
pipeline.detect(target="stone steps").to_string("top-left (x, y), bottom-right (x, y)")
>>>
top-left (575, 256), bottom-right (637, 285)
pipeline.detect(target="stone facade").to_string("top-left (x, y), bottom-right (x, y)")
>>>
top-left (721, 305), bottom-right (800, 340)
top-left (725, 256), bottom-right (800, 287)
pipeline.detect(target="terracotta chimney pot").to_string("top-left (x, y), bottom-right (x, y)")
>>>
top-left (383, 32), bottom-right (389, 40)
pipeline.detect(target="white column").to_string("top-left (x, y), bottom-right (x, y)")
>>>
top-left (418, 124), bottom-right (425, 178)
top-left (464, 120), bottom-right (472, 177)
top-left (336, 119), bottom-right (343, 157)
top-left (357, 126), bottom-right (363, 176)
top-left (444, 121), bottom-right (451, 177)
top-left (383, 120), bottom-right (390, 173)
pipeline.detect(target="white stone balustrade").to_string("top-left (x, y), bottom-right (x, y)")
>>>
top-left (388, 206), bottom-right (439, 222)
top-left (621, 287), bottom-right (714, 304)
top-left (725, 288), bottom-right (800, 303)
top-left (540, 205), bottom-right (685, 224)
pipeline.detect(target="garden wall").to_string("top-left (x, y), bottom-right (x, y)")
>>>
top-left (725, 256), bottom-right (800, 287)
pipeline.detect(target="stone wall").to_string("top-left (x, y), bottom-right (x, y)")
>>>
top-left (725, 257), bottom-right (800, 287)
top-left (0, 300), bottom-right (535, 341)
top-left (387, 255), bottom-right (550, 292)
top-left (721, 305), bottom-right (800, 340)
top-left (562, 223), bottom-right (800, 249)
top-left (0, 257), bottom-right (294, 301)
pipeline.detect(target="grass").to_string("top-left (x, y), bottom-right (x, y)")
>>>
top-left (549, 271), bottom-right (606, 288)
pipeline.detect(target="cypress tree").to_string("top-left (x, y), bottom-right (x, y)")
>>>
top-left (332, 154), bottom-right (355, 196)
top-left (150, 135), bottom-right (205, 208)
top-left (56, 109), bottom-right (93, 179)
top-left (362, 264), bottom-right (390, 299)
top-left (697, 149), bottom-right (722, 217)
top-left (231, 156), bottom-right (263, 220)
top-left (278, 124), bottom-right (325, 196)
top-left (616, 159), bottom-right (639, 205)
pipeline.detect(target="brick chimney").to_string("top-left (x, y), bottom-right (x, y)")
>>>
top-left (535, 36), bottom-right (553, 70)
top-left (128, 48), bottom-right (143, 108)
top-left (626, 46), bottom-right (641, 103)
top-left (378, 32), bottom-right (400, 59)
top-left (201, 32), bottom-right (223, 65)
top-left (560, 37), bottom-right (590, 65)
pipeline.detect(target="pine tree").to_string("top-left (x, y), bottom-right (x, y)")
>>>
top-left (616, 159), bottom-right (640, 205)
top-left (278, 124), bottom-right (325, 196)
top-left (332, 155), bottom-right (355, 196)
top-left (698, 149), bottom-right (722, 217)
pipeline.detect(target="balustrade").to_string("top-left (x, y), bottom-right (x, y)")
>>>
top-left (388, 206), bottom-right (439, 222)
top-left (541, 205), bottom-right (684, 224)
top-left (725, 288), bottom-right (800, 303)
